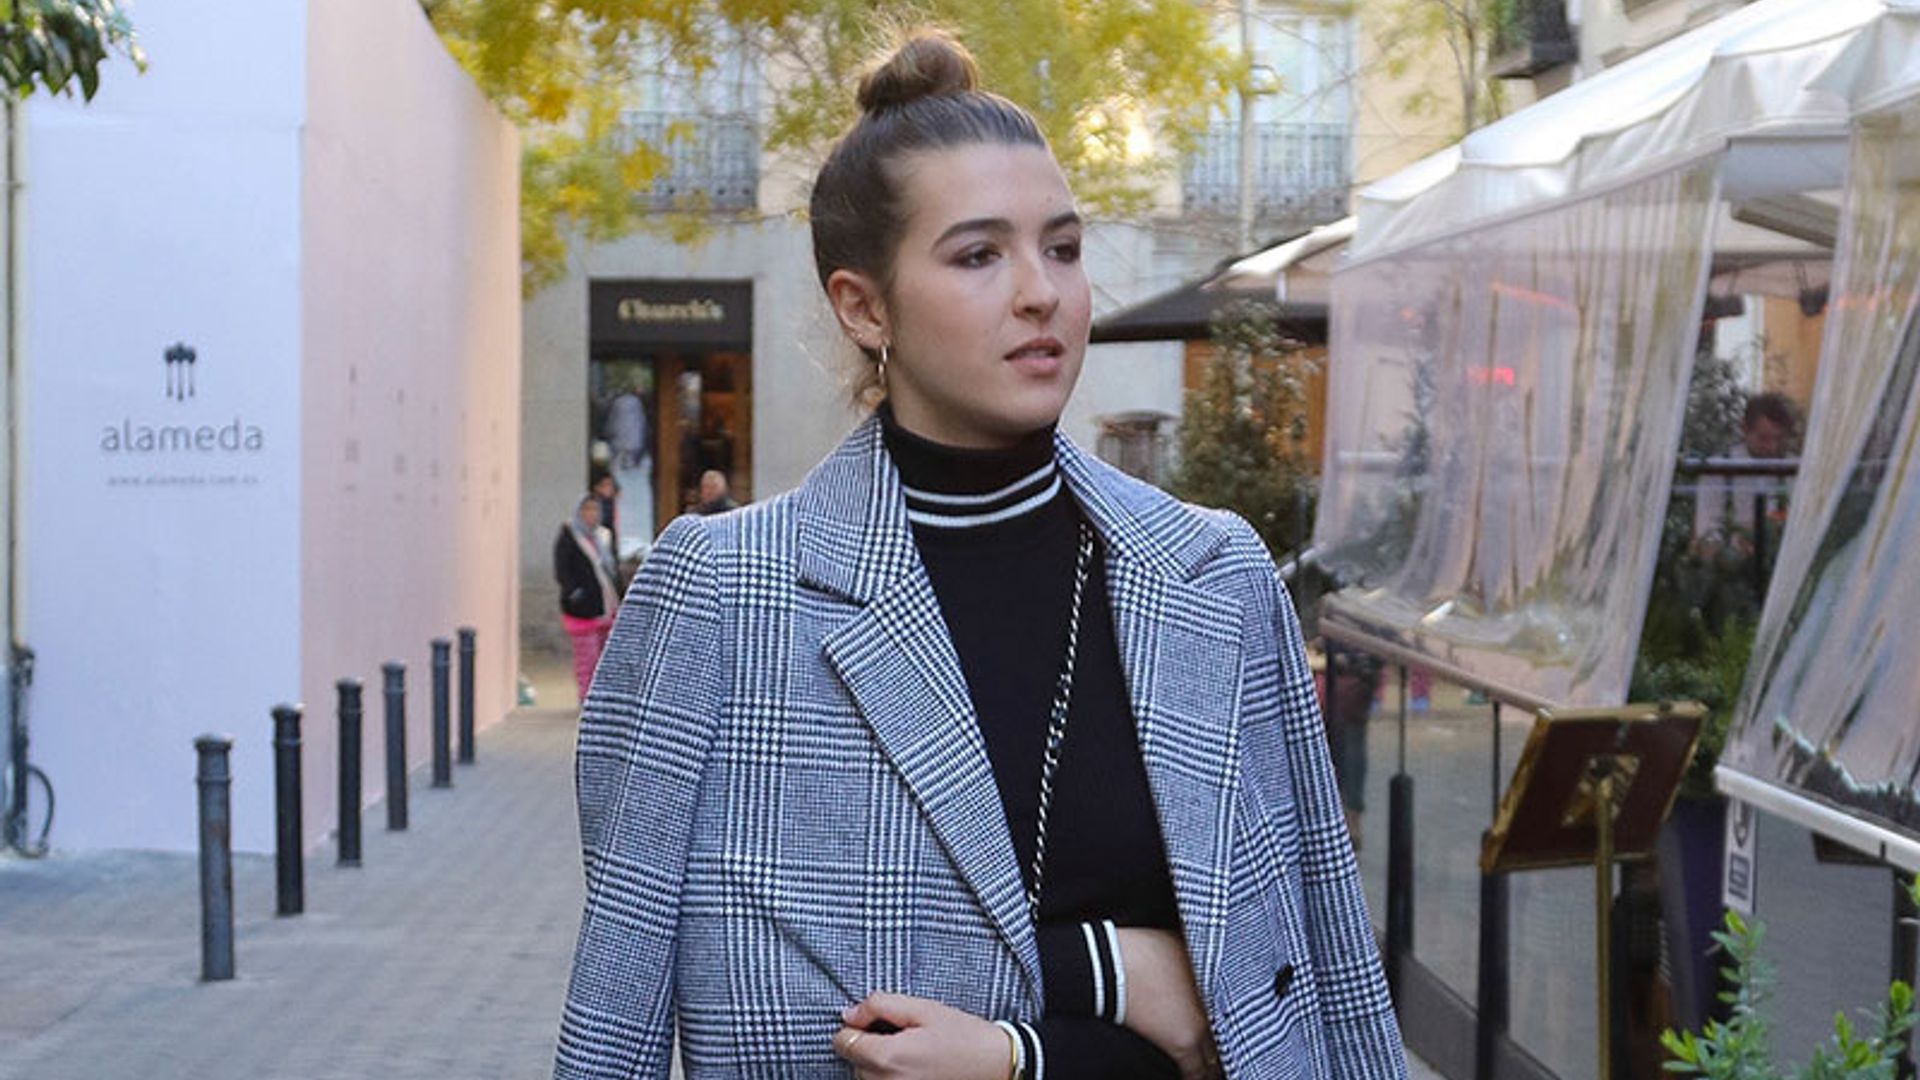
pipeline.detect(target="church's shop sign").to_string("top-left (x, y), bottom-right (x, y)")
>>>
top-left (590, 280), bottom-right (752, 352)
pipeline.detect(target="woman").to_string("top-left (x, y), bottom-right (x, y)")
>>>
top-left (554, 495), bottom-right (620, 702)
top-left (557, 32), bottom-right (1405, 1080)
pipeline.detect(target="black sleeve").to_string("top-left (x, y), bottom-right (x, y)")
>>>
top-left (1035, 921), bottom-right (1123, 1022)
top-left (1002, 1018), bottom-right (1177, 1080)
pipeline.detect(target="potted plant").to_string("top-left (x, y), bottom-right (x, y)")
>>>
top-left (1662, 897), bottom-right (1917, 1079)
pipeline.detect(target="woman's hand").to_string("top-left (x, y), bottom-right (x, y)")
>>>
top-left (833, 992), bottom-right (1013, 1080)
top-left (1114, 928), bottom-right (1221, 1080)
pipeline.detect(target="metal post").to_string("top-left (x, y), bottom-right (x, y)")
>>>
top-left (431, 639), bottom-right (452, 789)
top-left (1386, 665), bottom-right (1414, 1003)
top-left (1751, 491), bottom-right (1769, 604)
top-left (457, 627), bottom-right (476, 765)
top-left (272, 704), bottom-right (303, 916)
top-left (195, 735), bottom-right (235, 982)
top-left (1477, 700), bottom-right (1510, 1080)
top-left (1895, 871), bottom-right (1917, 1080)
top-left (336, 679), bottom-right (362, 867)
top-left (1476, 863), bottom-right (1510, 1080)
top-left (383, 661), bottom-right (408, 831)
top-left (1594, 758), bottom-right (1616, 1080)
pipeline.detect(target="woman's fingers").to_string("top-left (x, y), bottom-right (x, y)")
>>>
top-left (832, 994), bottom-right (1008, 1080)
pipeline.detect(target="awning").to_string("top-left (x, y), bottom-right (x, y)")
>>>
top-left (1213, 217), bottom-right (1356, 300)
top-left (1352, 0), bottom-right (1920, 262)
top-left (1090, 262), bottom-right (1329, 344)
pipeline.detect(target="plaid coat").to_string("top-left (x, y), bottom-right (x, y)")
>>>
top-left (555, 417), bottom-right (1406, 1080)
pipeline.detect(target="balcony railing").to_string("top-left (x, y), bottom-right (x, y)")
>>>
top-left (1488, 0), bottom-right (1577, 78)
top-left (618, 111), bottom-right (759, 213)
top-left (1181, 122), bottom-right (1351, 224)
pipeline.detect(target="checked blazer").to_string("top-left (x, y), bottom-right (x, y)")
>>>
top-left (556, 415), bottom-right (1407, 1080)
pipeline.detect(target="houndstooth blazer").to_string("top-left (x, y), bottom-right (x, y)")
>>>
top-left (555, 416), bottom-right (1407, 1080)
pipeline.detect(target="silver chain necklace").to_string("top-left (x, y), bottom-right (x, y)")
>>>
top-left (1026, 519), bottom-right (1096, 924)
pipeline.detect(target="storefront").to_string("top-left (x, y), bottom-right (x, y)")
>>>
top-left (587, 279), bottom-right (753, 557)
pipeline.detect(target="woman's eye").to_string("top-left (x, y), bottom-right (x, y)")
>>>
top-left (955, 246), bottom-right (999, 268)
top-left (1049, 240), bottom-right (1082, 263)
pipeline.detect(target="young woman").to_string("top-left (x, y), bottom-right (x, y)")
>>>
top-left (556, 32), bottom-right (1405, 1080)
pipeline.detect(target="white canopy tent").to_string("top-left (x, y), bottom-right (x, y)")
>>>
top-left (1351, 0), bottom-right (1920, 264)
top-left (1313, 0), bottom-right (1920, 708)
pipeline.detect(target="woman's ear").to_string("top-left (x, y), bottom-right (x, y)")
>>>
top-left (825, 268), bottom-right (889, 351)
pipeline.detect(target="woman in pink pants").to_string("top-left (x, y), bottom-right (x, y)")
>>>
top-left (553, 495), bottom-right (620, 701)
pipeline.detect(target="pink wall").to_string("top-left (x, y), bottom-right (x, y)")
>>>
top-left (300, 0), bottom-right (520, 852)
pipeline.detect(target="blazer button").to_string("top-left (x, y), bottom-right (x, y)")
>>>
top-left (1273, 962), bottom-right (1295, 1000)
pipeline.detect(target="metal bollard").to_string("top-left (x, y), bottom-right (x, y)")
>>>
top-left (337, 679), bottom-right (363, 866)
top-left (383, 661), bottom-right (408, 831)
top-left (272, 704), bottom-right (304, 916)
top-left (457, 627), bottom-right (476, 765)
top-left (195, 735), bottom-right (236, 981)
top-left (431, 639), bottom-right (452, 789)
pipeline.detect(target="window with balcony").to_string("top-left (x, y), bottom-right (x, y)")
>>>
top-left (1181, 8), bottom-right (1354, 227)
top-left (1488, 0), bottom-right (1577, 78)
top-left (618, 111), bottom-right (759, 213)
top-left (621, 28), bottom-right (761, 213)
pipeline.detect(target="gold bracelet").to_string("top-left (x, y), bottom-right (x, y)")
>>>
top-left (1004, 1024), bottom-right (1020, 1080)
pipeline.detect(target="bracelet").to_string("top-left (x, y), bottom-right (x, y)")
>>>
top-left (993, 1020), bottom-right (1022, 1080)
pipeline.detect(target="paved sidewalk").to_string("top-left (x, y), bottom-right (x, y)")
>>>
top-left (0, 706), bottom-right (585, 1080)
top-left (1, 649), bottom-right (1441, 1080)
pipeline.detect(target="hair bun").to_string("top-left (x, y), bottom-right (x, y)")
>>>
top-left (856, 31), bottom-right (980, 114)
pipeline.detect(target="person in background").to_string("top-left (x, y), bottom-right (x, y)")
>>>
top-left (692, 469), bottom-right (736, 515)
top-left (1695, 391), bottom-right (1798, 552)
top-left (553, 495), bottom-right (619, 704)
top-left (556, 30), bottom-right (1404, 1080)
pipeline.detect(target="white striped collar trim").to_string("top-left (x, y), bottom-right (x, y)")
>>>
top-left (904, 475), bottom-right (1063, 529)
top-left (899, 461), bottom-right (1056, 507)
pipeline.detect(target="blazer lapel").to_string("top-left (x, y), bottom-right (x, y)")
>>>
top-left (1059, 440), bottom-right (1246, 1004)
top-left (801, 418), bottom-right (1043, 1004)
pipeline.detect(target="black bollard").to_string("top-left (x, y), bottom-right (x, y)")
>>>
top-left (457, 627), bottom-right (476, 765)
top-left (195, 735), bottom-right (236, 981)
top-left (272, 704), bottom-right (304, 916)
top-left (337, 679), bottom-right (363, 866)
top-left (383, 661), bottom-right (408, 831)
top-left (431, 639), bottom-right (452, 789)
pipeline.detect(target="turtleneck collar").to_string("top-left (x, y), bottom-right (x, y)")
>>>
top-left (879, 403), bottom-right (1062, 530)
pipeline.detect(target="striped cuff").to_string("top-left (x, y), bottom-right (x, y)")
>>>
top-left (1080, 920), bottom-right (1126, 1024)
top-left (1104, 919), bottom-right (1128, 1026)
top-left (994, 1019), bottom-right (1044, 1080)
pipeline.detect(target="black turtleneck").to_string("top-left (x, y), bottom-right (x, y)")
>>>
top-left (880, 406), bottom-right (1180, 1080)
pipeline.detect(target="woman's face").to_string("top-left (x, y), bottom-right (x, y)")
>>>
top-left (847, 142), bottom-right (1091, 449)
top-left (578, 500), bottom-right (602, 528)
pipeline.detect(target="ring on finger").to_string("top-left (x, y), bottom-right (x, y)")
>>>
top-left (843, 1030), bottom-right (865, 1054)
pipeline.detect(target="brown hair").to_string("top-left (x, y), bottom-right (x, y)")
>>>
top-left (809, 31), bottom-right (1048, 401)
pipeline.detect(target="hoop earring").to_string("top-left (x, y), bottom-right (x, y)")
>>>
top-left (877, 342), bottom-right (890, 393)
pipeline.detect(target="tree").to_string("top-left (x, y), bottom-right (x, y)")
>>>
top-left (1171, 300), bottom-right (1320, 560)
top-left (0, 0), bottom-right (145, 100)
top-left (423, 0), bottom-right (1242, 293)
top-left (1365, 0), bottom-right (1511, 138)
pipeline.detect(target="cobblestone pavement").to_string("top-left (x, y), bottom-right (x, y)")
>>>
top-left (0, 703), bottom-right (585, 1080)
top-left (0, 649), bottom-right (1441, 1080)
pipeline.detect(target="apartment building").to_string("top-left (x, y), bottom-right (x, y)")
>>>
top-left (518, 4), bottom-right (1373, 623)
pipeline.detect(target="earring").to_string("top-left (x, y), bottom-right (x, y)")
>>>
top-left (877, 342), bottom-right (890, 393)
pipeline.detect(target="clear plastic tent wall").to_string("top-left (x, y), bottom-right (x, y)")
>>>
top-left (1314, 158), bottom-right (1721, 706)
top-left (1719, 95), bottom-right (1920, 856)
